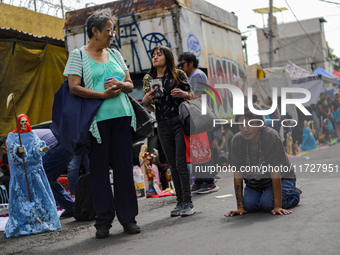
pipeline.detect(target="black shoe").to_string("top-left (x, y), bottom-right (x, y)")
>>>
top-left (123, 222), bottom-right (141, 234)
top-left (60, 210), bottom-right (74, 218)
top-left (197, 183), bottom-right (219, 194)
top-left (96, 225), bottom-right (110, 239)
top-left (191, 183), bottom-right (201, 194)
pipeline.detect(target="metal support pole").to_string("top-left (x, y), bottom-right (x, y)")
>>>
top-left (268, 0), bottom-right (274, 67)
top-left (60, 0), bottom-right (64, 19)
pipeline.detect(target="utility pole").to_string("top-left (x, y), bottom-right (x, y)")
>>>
top-left (60, 0), bottom-right (64, 19)
top-left (33, 0), bottom-right (37, 12)
top-left (242, 36), bottom-right (248, 66)
top-left (268, 0), bottom-right (274, 67)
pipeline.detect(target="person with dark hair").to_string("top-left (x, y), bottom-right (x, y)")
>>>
top-left (64, 8), bottom-right (140, 238)
top-left (252, 94), bottom-right (258, 104)
top-left (317, 92), bottom-right (332, 138)
top-left (178, 52), bottom-right (219, 194)
top-left (252, 94), bottom-right (262, 110)
top-left (142, 46), bottom-right (195, 217)
top-left (225, 107), bottom-right (300, 217)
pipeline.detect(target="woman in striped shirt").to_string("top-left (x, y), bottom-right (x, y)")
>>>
top-left (63, 9), bottom-right (140, 239)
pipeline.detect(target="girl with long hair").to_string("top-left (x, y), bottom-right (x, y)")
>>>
top-left (142, 46), bottom-right (195, 217)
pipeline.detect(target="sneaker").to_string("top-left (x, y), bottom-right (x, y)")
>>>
top-left (191, 183), bottom-right (202, 194)
top-left (123, 222), bottom-right (141, 234)
top-left (170, 202), bottom-right (182, 217)
top-left (197, 183), bottom-right (219, 194)
top-left (180, 202), bottom-right (195, 217)
top-left (96, 225), bottom-right (110, 239)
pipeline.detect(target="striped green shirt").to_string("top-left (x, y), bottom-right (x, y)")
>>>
top-left (63, 46), bottom-right (136, 144)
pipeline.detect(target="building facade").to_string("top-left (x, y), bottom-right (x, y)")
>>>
top-left (257, 17), bottom-right (333, 72)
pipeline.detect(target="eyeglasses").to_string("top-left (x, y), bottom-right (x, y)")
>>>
top-left (104, 28), bottom-right (115, 36)
top-left (178, 62), bottom-right (187, 68)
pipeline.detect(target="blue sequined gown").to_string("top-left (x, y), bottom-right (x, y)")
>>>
top-left (4, 131), bottom-right (61, 238)
top-left (301, 127), bottom-right (317, 151)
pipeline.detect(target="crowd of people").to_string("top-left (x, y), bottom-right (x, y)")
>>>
top-left (0, 8), bottom-right (313, 240)
top-left (251, 89), bottom-right (340, 155)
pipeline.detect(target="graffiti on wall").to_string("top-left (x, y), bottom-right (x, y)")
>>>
top-left (207, 54), bottom-right (246, 118)
top-left (110, 13), bottom-right (171, 74)
top-left (65, 0), bottom-right (175, 28)
top-left (187, 34), bottom-right (201, 57)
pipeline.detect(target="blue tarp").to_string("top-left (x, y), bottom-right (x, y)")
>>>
top-left (313, 67), bottom-right (340, 85)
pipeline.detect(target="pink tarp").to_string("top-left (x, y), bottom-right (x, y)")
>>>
top-left (333, 70), bottom-right (340, 79)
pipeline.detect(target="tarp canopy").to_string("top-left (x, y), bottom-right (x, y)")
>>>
top-left (333, 70), bottom-right (340, 79)
top-left (313, 66), bottom-right (340, 86)
top-left (0, 39), bottom-right (67, 136)
top-left (284, 60), bottom-right (319, 80)
top-left (284, 61), bottom-right (325, 106)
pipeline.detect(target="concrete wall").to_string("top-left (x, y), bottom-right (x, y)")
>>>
top-left (257, 17), bottom-right (329, 72)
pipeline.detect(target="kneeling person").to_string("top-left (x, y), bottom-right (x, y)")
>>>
top-left (225, 107), bottom-right (300, 217)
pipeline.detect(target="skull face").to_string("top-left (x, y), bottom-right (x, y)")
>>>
top-left (20, 117), bottom-right (28, 131)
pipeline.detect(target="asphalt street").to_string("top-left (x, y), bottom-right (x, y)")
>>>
top-left (1, 143), bottom-right (340, 255)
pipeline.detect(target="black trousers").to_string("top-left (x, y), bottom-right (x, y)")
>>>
top-left (89, 117), bottom-right (138, 228)
top-left (158, 116), bottom-right (192, 203)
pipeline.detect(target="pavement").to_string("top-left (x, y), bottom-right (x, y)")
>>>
top-left (1, 143), bottom-right (340, 255)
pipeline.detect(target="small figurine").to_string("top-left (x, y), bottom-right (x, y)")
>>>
top-left (140, 150), bottom-right (161, 195)
top-left (165, 168), bottom-right (174, 193)
top-left (301, 120), bottom-right (317, 151)
top-left (286, 132), bottom-right (293, 155)
top-left (4, 114), bottom-right (60, 238)
top-left (292, 140), bottom-right (299, 156)
top-left (146, 165), bottom-right (156, 195)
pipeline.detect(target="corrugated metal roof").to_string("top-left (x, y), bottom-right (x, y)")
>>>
top-left (0, 27), bottom-right (64, 46)
top-left (0, 27), bottom-right (64, 41)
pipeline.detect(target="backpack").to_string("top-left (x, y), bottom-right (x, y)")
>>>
top-left (73, 173), bottom-right (96, 221)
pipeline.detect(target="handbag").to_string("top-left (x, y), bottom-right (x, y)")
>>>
top-left (183, 129), bottom-right (211, 164)
top-left (179, 98), bottom-right (217, 136)
top-left (50, 51), bottom-right (104, 155)
top-left (128, 95), bottom-right (155, 143)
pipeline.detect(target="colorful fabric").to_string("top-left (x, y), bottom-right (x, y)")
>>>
top-left (0, 39), bottom-right (67, 137)
top-left (300, 128), bottom-right (317, 151)
top-left (4, 131), bottom-right (61, 238)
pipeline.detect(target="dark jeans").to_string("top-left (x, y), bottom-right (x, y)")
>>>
top-left (243, 179), bottom-right (300, 212)
top-left (67, 154), bottom-right (90, 196)
top-left (89, 117), bottom-right (138, 228)
top-left (158, 116), bottom-right (192, 203)
top-left (43, 144), bottom-right (75, 213)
